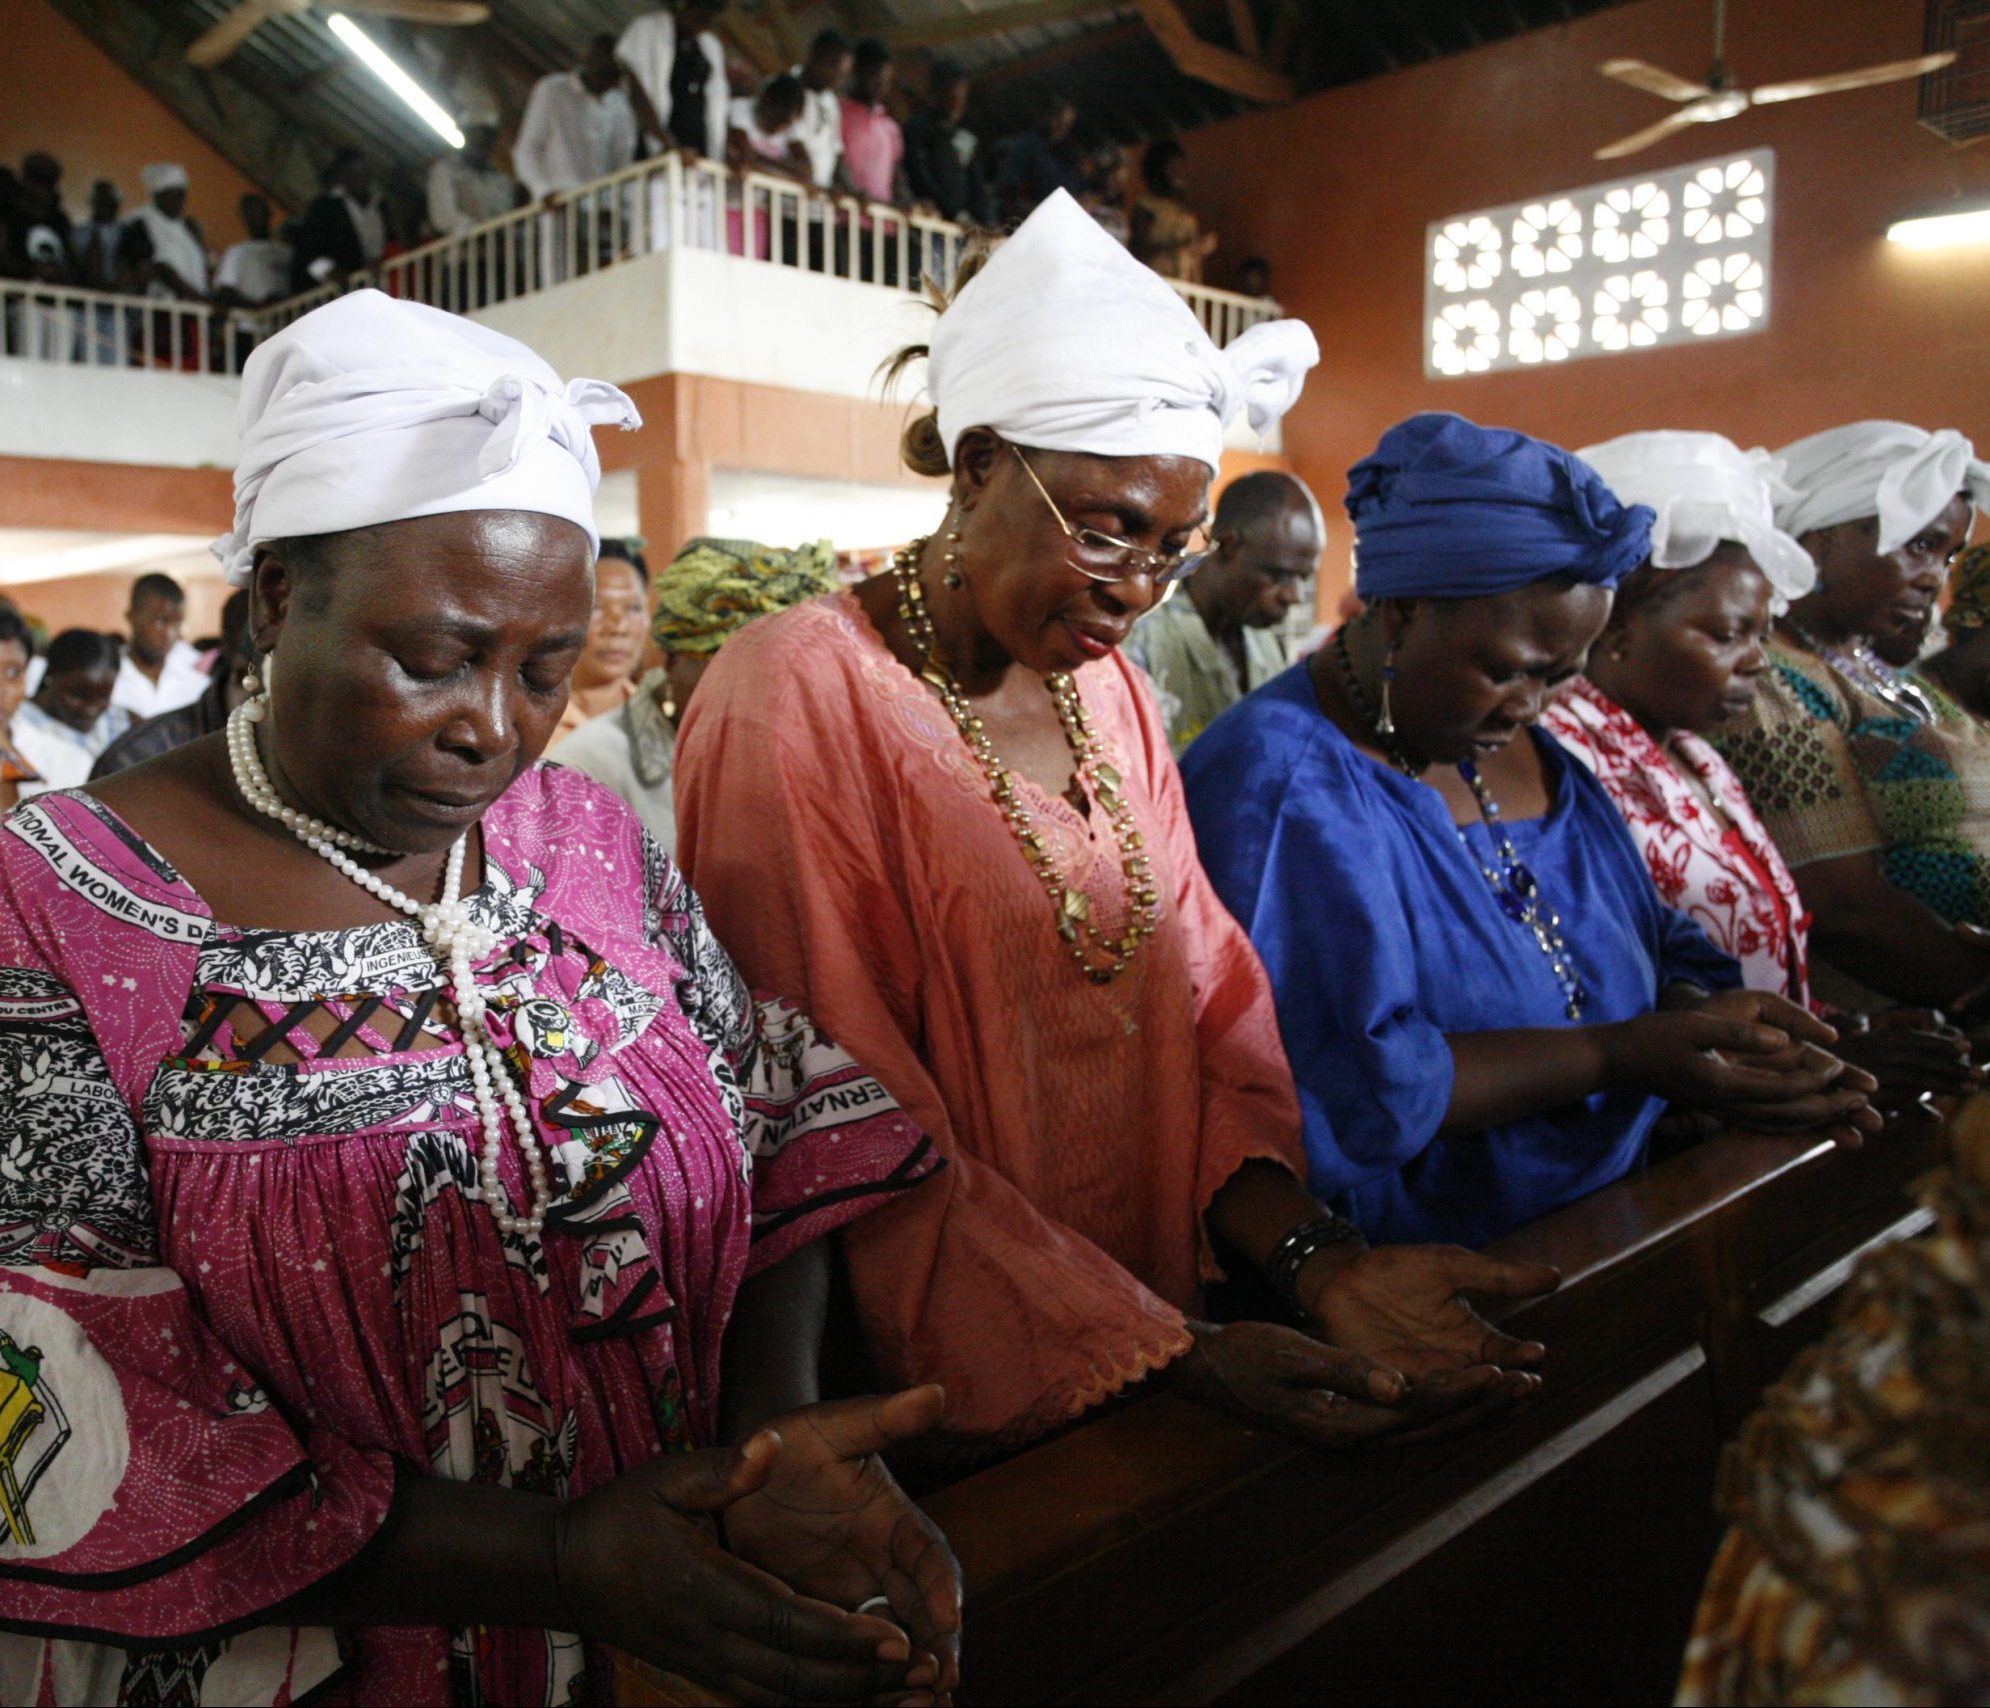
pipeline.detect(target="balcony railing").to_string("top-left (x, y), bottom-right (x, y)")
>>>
top-left (5, 153), bottom-right (1279, 377)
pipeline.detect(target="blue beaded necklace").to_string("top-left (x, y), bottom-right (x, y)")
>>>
top-left (1456, 759), bottom-right (1590, 1022)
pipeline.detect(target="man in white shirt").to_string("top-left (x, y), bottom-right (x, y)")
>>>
top-left (791, 30), bottom-right (855, 191)
top-left (212, 194), bottom-right (291, 311)
top-left (617, 2), bottom-right (730, 160)
top-left (112, 573), bottom-right (210, 720)
top-left (514, 36), bottom-right (640, 200)
top-left (427, 113), bottom-right (521, 236)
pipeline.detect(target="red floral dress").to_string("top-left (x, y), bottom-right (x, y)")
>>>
top-left (1544, 677), bottom-right (1812, 1008)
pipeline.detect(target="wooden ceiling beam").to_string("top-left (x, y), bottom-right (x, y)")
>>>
top-left (880, 0), bottom-right (1120, 52)
top-left (1131, 0), bottom-right (1293, 102)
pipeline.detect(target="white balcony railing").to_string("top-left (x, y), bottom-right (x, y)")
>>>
top-left (4, 153), bottom-right (1279, 379)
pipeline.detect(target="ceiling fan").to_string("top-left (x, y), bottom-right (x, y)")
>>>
top-left (1593, 0), bottom-right (1956, 160)
top-left (186, 0), bottom-right (489, 70)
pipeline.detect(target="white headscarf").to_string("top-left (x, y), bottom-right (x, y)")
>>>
top-left (1576, 430), bottom-right (1816, 606)
top-left (215, 290), bottom-right (640, 587)
top-left (926, 190), bottom-right (1318, 474)
top-left (141, 163), bottom-right (189, 195)
top-left (1775, 421), bottom-right (1990, 556)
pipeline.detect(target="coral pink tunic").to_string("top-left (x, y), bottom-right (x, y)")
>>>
top-left (676, 592), bottom-right (1303, 1451)
top-left (0, 765), bottom-right (934, 1705)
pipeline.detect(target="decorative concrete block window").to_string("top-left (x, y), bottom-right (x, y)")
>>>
top-left (1424, 149), bottom-right (1772, 377)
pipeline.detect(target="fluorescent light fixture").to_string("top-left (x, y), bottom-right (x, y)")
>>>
top-left (326, 13), bottom-right (463, 148)
top-left (1886, 206), bottom-right (1990, 249)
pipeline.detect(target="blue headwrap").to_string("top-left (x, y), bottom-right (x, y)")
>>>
top-left (1347, 412), bottom-right (1654, 600)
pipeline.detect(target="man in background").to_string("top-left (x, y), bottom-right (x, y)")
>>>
top-left (515, 35), bottom-right (640, 201)
top-left (289, 148), bottom-right (383, 291)
top-left (840, 38), bottom-right (909, 208)
top-left (70, 179), bottom-right (124, 291)
top-left (94, 590), bottom-right (250, 778)
top-left (121, 164), bottom-right (209, 301)
top-left (995, 97), bottom-right (1082, 221)
top-left (427, 110), bottom-right (522, 236)
top-left (212, 194), bottom-right (291, 312)
top-left (112, 572), bottom-right (208, 720)
top-left (618, 1), bottom-right (730, 160)
top-left (792, 29), bottom-right (855, 192)
top-left (1126, 470), bottom-right (1325, 754)
top-left (903, 59), bottom-right (991, 226)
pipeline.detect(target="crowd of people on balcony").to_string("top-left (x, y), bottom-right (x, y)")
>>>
top-left (0, 0), bottom-right (1260, 369)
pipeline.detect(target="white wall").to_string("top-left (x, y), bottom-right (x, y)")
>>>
top-left (0, 360), bottom-right (239, 467)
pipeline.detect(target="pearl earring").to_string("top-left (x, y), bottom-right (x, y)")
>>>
top-left (942, 524), bottom-right (964, 590)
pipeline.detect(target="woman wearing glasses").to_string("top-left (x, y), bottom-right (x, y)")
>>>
top-left (677, 196), bottom-right (1556, 1459)
top-left (1183, 414), bottom-right (1879, 1253)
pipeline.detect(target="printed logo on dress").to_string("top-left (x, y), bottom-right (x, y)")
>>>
top-left (7, 806), bottom-right (209, 945)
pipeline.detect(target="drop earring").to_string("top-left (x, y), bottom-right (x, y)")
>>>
top-left (941, 523), bottom-right (964, 590)
top-left (1377, 643), bottom-right (1399, 737)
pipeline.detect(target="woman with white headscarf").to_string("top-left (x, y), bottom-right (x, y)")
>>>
top-left (677, 192), bottom-right (1552, 1459)
top-left (0, 291), bottom-right (961, 1706)
top-left (1545, 432), bottom-right (1974, 1108)
top-left (1707, 420), bottom-right (1990, 1015)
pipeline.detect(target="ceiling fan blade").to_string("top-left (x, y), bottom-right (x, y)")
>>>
top-left (185, 0), bottom-right (296, 67)
top-left (1751, 50), bottom-right (1957, 105)
top-left (341, 0), bottom-right (490, 23)
top-left (1599, 57), bottom-right (1714, 103)
top-left (1594, 107), bottom-right (1712, 160)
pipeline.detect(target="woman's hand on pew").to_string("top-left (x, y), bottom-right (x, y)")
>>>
top-left (719, 1386), bottom-right (964, 1704)
top-left (1299, 1244), bottom-right (1559, 1381)
top-left (1168, 1320), bottom-right (1537, 1450)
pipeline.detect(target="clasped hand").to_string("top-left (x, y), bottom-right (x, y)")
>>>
top-left (556, 1386), bottom-right (960, 1706)
top-left (1616, 989), bottom-right (1882, 1147)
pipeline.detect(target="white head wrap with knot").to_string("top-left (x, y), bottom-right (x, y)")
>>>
top-left (926, 190), bottom-right (1318, 475)
top-left (1773, 421), bottom-right (1990, 556)
top-left (1576, 430), bottom-right (1816, 607)
top-left (214, 289), bottom-right (641, 587)
top-left (140, 163), bottom-right (189, 195)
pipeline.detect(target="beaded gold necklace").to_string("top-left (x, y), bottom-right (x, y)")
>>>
top-left (891, 540), bottom-right (1160, 984)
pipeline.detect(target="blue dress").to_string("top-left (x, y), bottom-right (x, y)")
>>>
top-left (1182, 664), bottom-right (1740, 1249)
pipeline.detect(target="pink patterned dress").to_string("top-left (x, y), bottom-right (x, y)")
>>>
top-left (1543, 676), bottom-right (1812, 1008)
top-left (0, 765), bottom-right (936, 1705)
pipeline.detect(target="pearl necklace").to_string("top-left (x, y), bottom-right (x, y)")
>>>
top-left (225, 689), bottom-right (553, 1235)
top-left (890, 540), bottom-right (1159, 983)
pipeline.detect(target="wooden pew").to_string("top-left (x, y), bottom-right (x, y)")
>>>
top-left (919, 1128), bottom-right (1940, 1706)
top-left (613, 1126), bottom-right (1938, 1706)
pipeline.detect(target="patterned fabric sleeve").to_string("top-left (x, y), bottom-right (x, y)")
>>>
top-left (0, 919), bottom-right (394, 1664)
top-left (640, 832), bottom-right (941, 1278)
top-left (1710, 654), bottom-right (1885, 870)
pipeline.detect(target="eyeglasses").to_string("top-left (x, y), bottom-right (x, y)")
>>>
top-left (1012, 446), bottom-right (1211, 587)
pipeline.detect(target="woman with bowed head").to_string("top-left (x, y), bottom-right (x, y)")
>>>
top-left (678, 193), bottom-right (1555, 1463)
top-left (1183, 414), bottom-right (1878, 1253)
top-left (1708, 421), bottom-right (1990, 1015)
top-left (1546, 431), bottom-right (1974, 1113)
top-left (0, 291), bottom-right (960, 1707)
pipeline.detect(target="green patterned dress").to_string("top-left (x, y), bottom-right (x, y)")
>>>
top-left (1709, 632), bottom-right (1990, 1011)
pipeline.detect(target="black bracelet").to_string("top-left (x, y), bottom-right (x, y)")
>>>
top-left (1264, 1215), bottom-right (1364, 1313)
